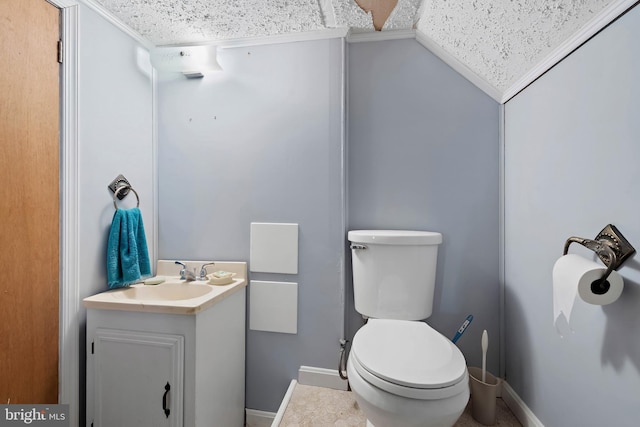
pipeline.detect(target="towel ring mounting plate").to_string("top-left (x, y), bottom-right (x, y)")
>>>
top-left (108, 174), bottom-right (131, 200)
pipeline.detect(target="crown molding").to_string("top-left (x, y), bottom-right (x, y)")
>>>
top-left (48, 0), bottom-right (78, 6)
top-left (501, 0), bottom-right (638, 103)
top-left (414, 31), bottom-right (503, 103)
top-left (347, 28), bottom-right (415, 43)
top-left (66, 0), bottom-right (637, 103)
top-left (415, 0), bottom-right (637, 104)
top-left (160, 28), bottom-right (350, 49)
top-left (79, 0), bottom-right (154, 49)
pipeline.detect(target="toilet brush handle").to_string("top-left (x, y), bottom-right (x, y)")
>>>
top-left (452, 315), bottom-right (473, 344)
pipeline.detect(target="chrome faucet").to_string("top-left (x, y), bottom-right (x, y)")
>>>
top-left (175, 261), bottom-right (196, 282)
top-left (198, 262), bottom-right (215, 280)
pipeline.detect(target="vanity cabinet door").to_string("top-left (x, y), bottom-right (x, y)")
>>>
top-left (92, 329), bottom-right (184, 427)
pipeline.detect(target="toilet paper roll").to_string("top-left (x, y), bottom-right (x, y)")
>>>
top-left (552, 254), bottom-right (624, 333)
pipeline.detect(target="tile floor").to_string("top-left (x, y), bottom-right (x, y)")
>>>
top-left (278, 384), bottom-right (522, 427)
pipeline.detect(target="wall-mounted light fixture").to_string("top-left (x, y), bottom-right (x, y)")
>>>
top-left (149, 45), bottom-right (221, 78)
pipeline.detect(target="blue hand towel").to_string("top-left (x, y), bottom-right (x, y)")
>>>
top-left (107, 207), bottom-right (151, 289)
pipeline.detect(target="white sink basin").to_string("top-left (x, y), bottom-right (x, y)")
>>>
top-left (110, 282), bottom-right (214, 301)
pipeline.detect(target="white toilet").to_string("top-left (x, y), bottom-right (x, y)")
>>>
top-left (347, 230), bottom-right (469, 427)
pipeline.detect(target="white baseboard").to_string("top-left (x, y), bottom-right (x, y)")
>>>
top-left (264, 371), bottom-right (542, 427)
top-left (501, 381), bottom-right (545, 427)
top-left (250, 366), bottom-right (347, 427)
top-left (298, 365), bottom-right (349, 391)
top-left (270, 379), bottom-right (297, 427)
top-left (245, 408), bottom-right (276, 427)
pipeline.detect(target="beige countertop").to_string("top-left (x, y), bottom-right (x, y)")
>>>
top-left (83, 261), bottom-right (247, 315)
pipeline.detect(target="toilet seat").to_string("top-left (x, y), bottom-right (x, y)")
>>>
top-left (350, 319), bottom-right (468, 400)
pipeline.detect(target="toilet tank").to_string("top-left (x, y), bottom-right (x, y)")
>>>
top-left (348, 230), bottom-right (443, 321)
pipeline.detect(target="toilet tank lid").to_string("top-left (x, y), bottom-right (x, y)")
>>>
top-left (348, 230), bottom-right (442, 245)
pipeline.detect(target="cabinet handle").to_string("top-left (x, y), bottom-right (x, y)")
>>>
top-left (162, 382), bottom-right (171, 418)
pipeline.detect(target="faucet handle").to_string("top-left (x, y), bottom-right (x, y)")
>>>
top-left (175, 261), bottom-right (188, 279)
top-left (199, 262), bottom-right (216, 280)
top-left (175, 261), bottom-right (197, 281)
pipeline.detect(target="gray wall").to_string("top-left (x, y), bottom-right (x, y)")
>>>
top-left (157, 39), bottom-right (346, 412)
top-left (504, 5), bottom-right (640, 426)
top-left (78, 3), bottom-right (155, 423)
top-left (348, 39), bottom-right (501, 373)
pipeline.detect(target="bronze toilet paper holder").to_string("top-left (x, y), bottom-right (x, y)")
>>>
top-left (563, 224), bottom-right (636, 295)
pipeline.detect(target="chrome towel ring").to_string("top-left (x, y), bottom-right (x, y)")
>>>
top-left (113, 185), bottom-right (139, 210)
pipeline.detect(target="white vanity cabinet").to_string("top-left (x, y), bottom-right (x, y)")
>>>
top-left (85, 261), bottom-right (247, 427)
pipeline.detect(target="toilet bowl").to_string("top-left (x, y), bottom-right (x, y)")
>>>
top-left (347, 230), bottom-right (469, 426)
top-left (347, 319), bottom-right (469, 427)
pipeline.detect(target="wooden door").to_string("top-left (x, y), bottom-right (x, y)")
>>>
top-left (0, 0), bottom-right (60, 403)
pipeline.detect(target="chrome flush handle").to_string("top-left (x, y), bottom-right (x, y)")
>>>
top-left (350, 244), bottom-right (367, 250)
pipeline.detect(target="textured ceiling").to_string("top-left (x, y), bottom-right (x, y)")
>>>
top-left (95, 0), bottom-right (618, 95)
top-left (417, 0), bottom-right (615, 91)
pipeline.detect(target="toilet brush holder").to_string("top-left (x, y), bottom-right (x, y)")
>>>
top-left (468, 367), bottom-right (501, 426)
